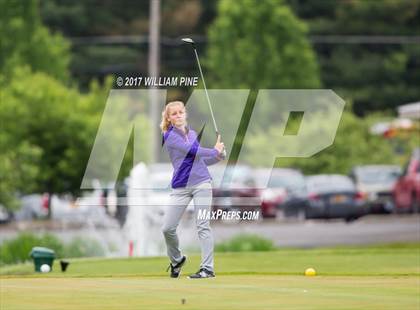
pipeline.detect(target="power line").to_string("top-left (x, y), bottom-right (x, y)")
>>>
top-left (310, 35), bottom-right (420, 44)
top-left (70, 35), bottom-right (206, 45)
top-left (70, 35), bottom-right (420, 46)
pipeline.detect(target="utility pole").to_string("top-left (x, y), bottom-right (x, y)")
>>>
top-left (148, 0), bottom-right (160, 163)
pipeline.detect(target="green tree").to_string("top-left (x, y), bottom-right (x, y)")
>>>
top-left (287, 0), bottom-right (420, 115)
top-left (243, 107), bottom-right (398, 174)
top-left (0, 68), bottom-right (137, 196)
top-left (0, 0), bottom-right (70, 82)
top-left (0, 0), bottom-right (71, 209)
top-left (1, 68), bottom-right (147, 206)
top-left (0, 137), bottom-right (42, 210)
top-left (0, 1), bottom-right (147, 210)
top-left (202, 0), bottom-right (321, 160)
top-left (206, 0), bottom-right (320, 90)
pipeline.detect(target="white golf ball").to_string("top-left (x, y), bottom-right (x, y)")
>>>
top-left (40, 264), bottom-right (51, 273)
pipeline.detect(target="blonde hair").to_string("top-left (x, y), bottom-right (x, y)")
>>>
top-left (160, 101), bottom-right (186, 133)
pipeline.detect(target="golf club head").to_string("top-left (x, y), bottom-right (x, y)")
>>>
top-left (181, 37), bottom-right (195, 47)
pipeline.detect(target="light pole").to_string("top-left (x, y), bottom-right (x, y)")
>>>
top-left (148, 0), bottom-right (160, 163)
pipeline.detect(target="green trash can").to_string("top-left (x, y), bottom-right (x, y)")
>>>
top-left (30, 247), bottom-right (55, 272)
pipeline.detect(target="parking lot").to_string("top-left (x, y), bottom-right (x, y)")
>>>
top-left (1, 213), bottom-right (419, 251)
top-left (175, 213), bottom-right (420, 249)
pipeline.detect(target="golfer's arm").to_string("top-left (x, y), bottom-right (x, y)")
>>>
top-left (203, 155), bottom-right (222, 166)
top-left (165, 134), bottom-right (218, 158)
top-left (194, 144), bottom-right (218, 158)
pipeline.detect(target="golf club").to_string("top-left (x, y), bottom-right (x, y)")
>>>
top-left (181, 37), bottom-right (227, 158)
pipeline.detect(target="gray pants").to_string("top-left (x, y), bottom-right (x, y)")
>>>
top-left (162, 181), bottom-right (214, 272)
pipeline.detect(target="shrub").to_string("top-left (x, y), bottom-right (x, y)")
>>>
top-left (0, 232), bottom-right (63, 265)
top-left (215, 234), bottom-right (276, 252)
top-left (0, 232), bottom-right (105, 266)
top-left (63, 237), bottom-right (105, 258)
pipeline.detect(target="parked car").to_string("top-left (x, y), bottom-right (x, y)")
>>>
top-left (350, 165), bottom-right (401, 214)
top-left (305, 174), bottom-right (367, 221)
top-left (209, 165), bottom-right (260, 214)
top-left (393, 148), bottom-right (420, 213)
top-left (255, 168), bottom-right (308, 219)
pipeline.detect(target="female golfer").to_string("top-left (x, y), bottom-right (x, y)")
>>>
top-left (160, 100), bottom-right (225, 279)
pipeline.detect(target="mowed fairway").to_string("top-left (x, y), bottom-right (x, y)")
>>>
top-left (1, 244), bottom-right (419, 310)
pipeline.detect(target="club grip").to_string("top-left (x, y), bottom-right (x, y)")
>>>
top-left (221, 148), bottom-right (227, 159)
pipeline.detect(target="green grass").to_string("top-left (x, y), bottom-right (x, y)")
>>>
top-left (1, 243), bottom-right (419, 309)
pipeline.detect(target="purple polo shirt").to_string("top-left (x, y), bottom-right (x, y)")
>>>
top-left (163, 124), bottom-right (221, 188)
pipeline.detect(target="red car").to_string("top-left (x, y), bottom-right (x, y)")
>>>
top-left (393, 148), bottom-right (420, 213)
top-left (209, 165), bottom-right (261, 214)
top-left (255, 168), bottom-right (307, 219)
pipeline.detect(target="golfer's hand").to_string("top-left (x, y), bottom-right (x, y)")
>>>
top-left (214, 134), bottom-right (225, 154)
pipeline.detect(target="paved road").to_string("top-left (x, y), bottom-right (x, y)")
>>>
top-left (208, 214), bottom-right (420, 247)
top-left (1, 214), bottom-right (419, 250)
